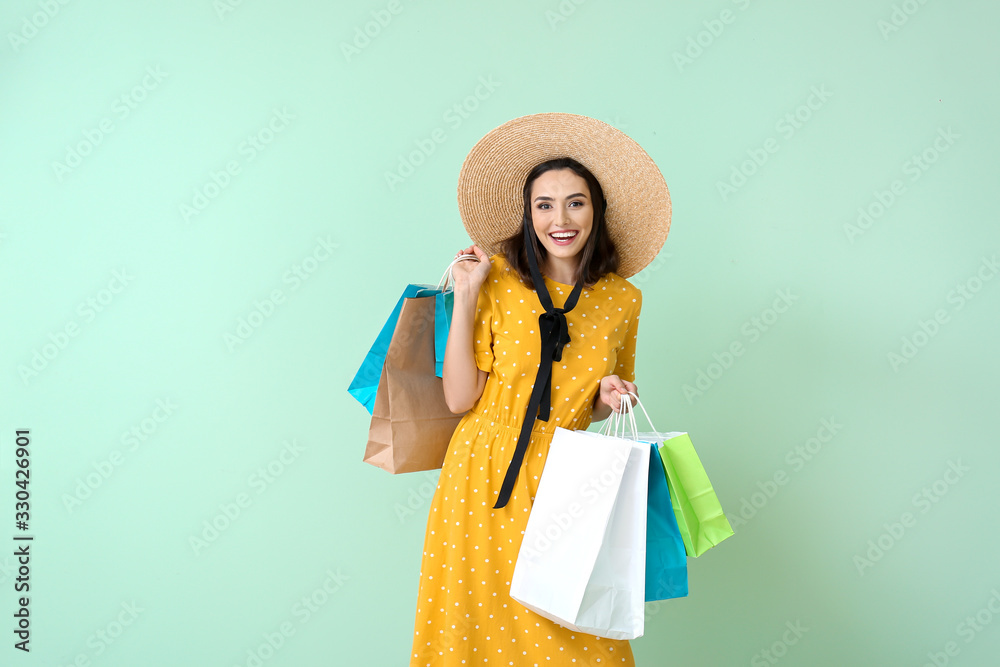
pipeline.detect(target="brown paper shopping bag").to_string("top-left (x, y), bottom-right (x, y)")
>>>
top-left (364, 294), bottom-right (465, 473)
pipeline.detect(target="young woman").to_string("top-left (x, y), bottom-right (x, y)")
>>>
top-left (410, 113), bottom-right (671, 666)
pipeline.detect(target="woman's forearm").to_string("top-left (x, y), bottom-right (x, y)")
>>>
top-left (591, 392), bottom-right (613, 422)
top-left (442, 285), bottom-right (486, 413)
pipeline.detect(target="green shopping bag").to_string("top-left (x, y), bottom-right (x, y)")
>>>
top-left (614, 393), bottom-right (734, 558)
top-left (650, 432), bottom-right (734, 557)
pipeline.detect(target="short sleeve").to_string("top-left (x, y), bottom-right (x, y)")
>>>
top-left (614, 288), bottom-right (642, 383)
top-left (472, 278), bottom-right (494, 373)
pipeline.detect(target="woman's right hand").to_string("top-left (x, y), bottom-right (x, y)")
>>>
top-left (451, 244), bottom-right (491, 292)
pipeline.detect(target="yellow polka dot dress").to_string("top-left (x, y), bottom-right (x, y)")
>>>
top-left (410, 253), bottom-right (643, 666)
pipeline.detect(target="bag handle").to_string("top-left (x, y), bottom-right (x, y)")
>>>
top-left (597, 401), bottom-right (619, 437)
top-left (596, 392), bottom-right (637, 439)
top-left (436, 253), bottom-right (479, 292)
top-left (595, 391), bottom-right (658, 441)
top-left (596, 395), bottom-right (619, 436)
top-left (625, 390), bottom-right (659, 434)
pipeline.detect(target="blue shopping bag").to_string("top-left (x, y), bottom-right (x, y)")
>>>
top-left (348, 256), bottom-right (474, 414)
top-left (646, 441), bottom-right (689, 601)
top-left (348, 284), bottom-right (453, 414)
top-left (433, 289), bottom-right (454, 378)
top-left (348, 283), bottom-right (424, 414)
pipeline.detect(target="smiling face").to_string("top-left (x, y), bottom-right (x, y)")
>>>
top-left (529, 168), bottom-right (594, 267)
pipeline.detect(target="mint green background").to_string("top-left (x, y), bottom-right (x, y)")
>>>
top-left (2, 1), bottom-right (998, 665)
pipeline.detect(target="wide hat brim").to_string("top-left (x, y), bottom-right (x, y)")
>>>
top-left (456, 112), bottom-right (671, 279)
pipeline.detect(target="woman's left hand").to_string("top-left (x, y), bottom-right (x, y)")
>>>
top-left (598, 375), bottom-right (637, 412)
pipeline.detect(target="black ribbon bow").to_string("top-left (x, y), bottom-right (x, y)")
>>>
top-left (493, 224), bottom-right (584, 509)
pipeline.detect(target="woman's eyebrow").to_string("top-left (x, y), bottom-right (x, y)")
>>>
top-left (532, 192), bottom-right (589, 202)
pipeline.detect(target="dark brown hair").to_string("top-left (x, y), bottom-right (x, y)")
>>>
top-left (498, 157), bottom-right (619, 291)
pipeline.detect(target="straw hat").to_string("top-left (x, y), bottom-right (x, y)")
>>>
top-left (456, 112), bottom-right (671, 278)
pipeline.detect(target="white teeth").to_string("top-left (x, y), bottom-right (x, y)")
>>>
top-left (551, 231), bottom-right (577, 239)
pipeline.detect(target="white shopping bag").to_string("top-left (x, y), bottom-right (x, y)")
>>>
top-left (510, 418), bottom-right (649, 640)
